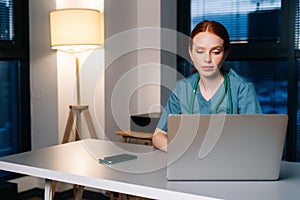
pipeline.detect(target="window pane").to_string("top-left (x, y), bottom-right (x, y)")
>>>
top-left (296, 0), bottom-right (300, 49)
top-left (0, 61), bottom-right (19, 178)
top-left (297, 61), bottom-right (300, 161)
top-left (223, 61), bottom-right (288, 114)
top-left (0, 0), bottom-right (14, 41)
top-left (191, 0), bottom-right (281, 42)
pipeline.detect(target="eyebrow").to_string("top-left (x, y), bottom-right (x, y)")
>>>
top-left (194, 46), bottom-right (223, 51)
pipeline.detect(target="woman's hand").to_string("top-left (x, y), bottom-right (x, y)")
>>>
top-left (152, 128), bottom-right (168, 152)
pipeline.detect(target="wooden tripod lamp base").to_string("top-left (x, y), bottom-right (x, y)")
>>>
top-left (62, 104), bottom-right (97, 143)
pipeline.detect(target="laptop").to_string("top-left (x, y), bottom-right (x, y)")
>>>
top-left (167, 114), bottom-right (288, 181)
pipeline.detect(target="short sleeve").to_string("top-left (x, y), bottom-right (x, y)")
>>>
top-left (157, 84), bottom-right (182, 131)
top-left (238, 82), bottom-right (262, 114)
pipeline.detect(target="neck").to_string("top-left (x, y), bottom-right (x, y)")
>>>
top-left (199, 73), bottom-right (224, 100)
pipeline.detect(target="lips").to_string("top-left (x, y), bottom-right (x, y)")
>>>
top-left (201, 66), bottom-right (214, 70)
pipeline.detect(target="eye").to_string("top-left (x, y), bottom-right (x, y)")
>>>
top-left (211, 50), bottom-right (221, 55)
top-left (196, 50), bottom-right (204, 54)
top-left (194, 48), bottom-right (204, 54)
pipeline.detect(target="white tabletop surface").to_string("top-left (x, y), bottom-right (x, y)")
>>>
top-left (0, 139), bottom-right (299, 200)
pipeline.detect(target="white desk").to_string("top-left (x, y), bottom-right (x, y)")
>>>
top-left (0, 139), bottom-right (299, 200)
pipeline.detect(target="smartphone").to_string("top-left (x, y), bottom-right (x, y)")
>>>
top-left (99, 153), bottom-right (138, 164)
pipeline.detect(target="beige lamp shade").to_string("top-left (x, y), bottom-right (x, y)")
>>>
top-left (50, 8), bottom-right (104, 52)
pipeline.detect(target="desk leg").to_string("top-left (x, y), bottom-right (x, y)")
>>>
top-left (74, 185), bottom-right (84, 200)
top-left (44, 179), bottom-right (53, 200)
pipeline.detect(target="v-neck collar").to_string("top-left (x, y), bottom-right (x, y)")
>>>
top-left (196, 80), bottom-right (225, 106)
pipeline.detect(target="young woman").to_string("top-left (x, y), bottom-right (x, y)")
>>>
top-left (152, 20), bottom-right (262, 152)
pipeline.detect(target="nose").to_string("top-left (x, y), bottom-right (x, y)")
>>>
top-left (204, 52), bottom-right (211, 63)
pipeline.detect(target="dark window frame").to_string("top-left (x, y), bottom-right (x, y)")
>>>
top-left (0, 0), bottom-right (31, 179)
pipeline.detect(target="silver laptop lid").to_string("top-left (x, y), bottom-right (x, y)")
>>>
top-left (167, 114), bottom-right (288, 180)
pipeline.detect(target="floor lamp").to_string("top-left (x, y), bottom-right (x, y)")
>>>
top-left (49, 8), bottom-right (104, 199)
top-left (50, 8), bottom-right (104, 143)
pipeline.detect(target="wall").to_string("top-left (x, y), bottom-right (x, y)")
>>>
top-left (29, 0), bottom-right (58, 149)
top-left (104, 0), bottom-right (137, 142)
top-left (137, 0), bottom-right (161, 114)
top-left (104, 0), bottom-right (161, 141)
top-left (160, 0), bottom-right (178, 107)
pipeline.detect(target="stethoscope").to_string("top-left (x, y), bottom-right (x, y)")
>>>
top-left (188, 72), bottom-right (233, 114)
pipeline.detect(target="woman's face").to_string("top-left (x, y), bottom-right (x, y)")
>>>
top-left (189, 31), bottom-right (228, 79)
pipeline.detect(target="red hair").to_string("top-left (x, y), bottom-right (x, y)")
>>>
top-left (189, 20), bottom-right (230, 52)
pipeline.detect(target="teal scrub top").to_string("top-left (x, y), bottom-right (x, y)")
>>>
top-left (157, 69), bottom-right (262, 131)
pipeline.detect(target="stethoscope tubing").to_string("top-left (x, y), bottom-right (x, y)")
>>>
top-left (188, 72), bottom-right (233, 114)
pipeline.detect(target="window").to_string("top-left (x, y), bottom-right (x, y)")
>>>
top-left (296, 0), bottom-right (300, 50)
top-left (224, 61), bottom-right (288, 115)
top-left (177, 0), bottom-right (298, 161)
top-left (191, 0), bottom-right (281, 42)
top-left (0, 61), bottom-right (19, 156)
top-left (0, 0), bottom-right (30, 179)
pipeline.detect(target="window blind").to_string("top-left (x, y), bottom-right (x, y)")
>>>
top-left (296, 0), bottom-right (300, 49)
top-left (224, 60), bottom-right (288, 115)
top-left (0, 0), bottom-right (14, 41)
top-left (191, 0), bottom-right (281, 42)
